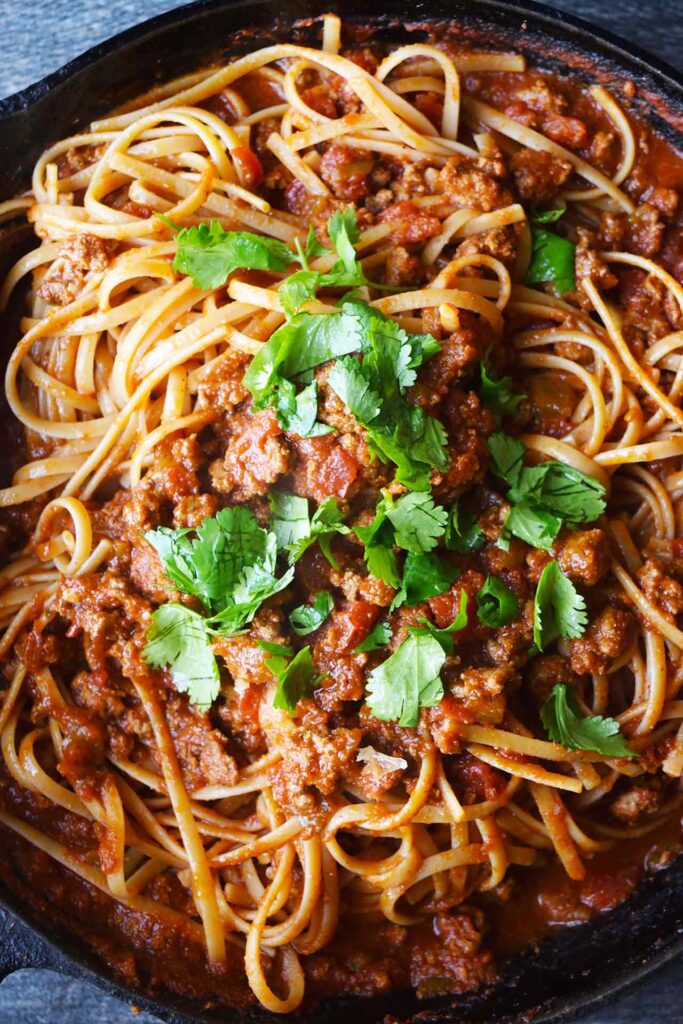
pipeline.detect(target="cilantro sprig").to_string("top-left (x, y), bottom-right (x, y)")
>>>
top-left (487, 433), bottom-right (606, 549)
top-left (533, 560), bottom-right (587, 651)
top-left (366, 634), bottom-right (446, 727)
top-left (478, 363), bottom-right (524, 424)
top-left (355, 491), bottom-right (448, 590)
top-left (407, 591), bottom-right (468, 654)
top-left (353, 620), bottom-right (392, 654)
top-left (476, 576), bottom-right (519, 628)
top-left (289, 591), bottom-right (334, 636)
top-left (143, 508), bottom-right (293, 706)
top-left (260, 643), bottom-right (321, 715)
top-left (541, 683), bottom-right (634, 757)
top-left (269, 492), bottom-right (349, 567)
top-left (158, 216), bottom-right (295, 290)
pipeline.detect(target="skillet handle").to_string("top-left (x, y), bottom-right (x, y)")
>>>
top-left (0, 906), bottom-right (49, 982)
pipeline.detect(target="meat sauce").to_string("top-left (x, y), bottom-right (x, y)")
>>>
top-left (1, 21), bottom-right (683, 1015)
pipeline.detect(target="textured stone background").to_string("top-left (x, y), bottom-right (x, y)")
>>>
top-left (0, 0), bottom-right (680, 1021)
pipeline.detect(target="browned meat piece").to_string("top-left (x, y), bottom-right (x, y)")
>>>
top-left (384, 245), bottom-right (425, 286)
top-left (210, 409), bottom-right (289, 500)
top-left (38, 235), bottom-right (113, 305)
top-left (165, 695), bottom-right (238, 792)
top-left (569, 606), bottom-right (637, 675)
top-left (378, 200), bottom-right (441, 245)
top-left (637, 557), bottom-right (683, 617)
top-left (509, 148), bottom-right (572, 204)
top-left (555, 528), bottom-right (611, 586)
top-left (575, 228), bottom-right (619, 294)
top-left (609, 780), bottom-right (665, 823)
top-left (437, 156), bottom-right (511, 212)
top-left (319, 144), bottom-right (373, 200)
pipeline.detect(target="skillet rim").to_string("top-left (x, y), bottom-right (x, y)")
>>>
top-left (0, 2), bottom-right (682, 1022)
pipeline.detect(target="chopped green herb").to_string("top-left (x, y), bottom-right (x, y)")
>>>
top-left (273, 379), bottom-right (332, 438)
top-left (353, 620), bottom-right (393, 654)
top-left (266, 645), bottom-right (320, 716)
top-left (541, 683), bottom-right (634, 757)
top-left (531, 201), bottom-right (567, 224)
top-left (445, 502), bottom-right (485, 554)
top-left (408, 591), bottom-right (468, 654)
top-left (160, 217), bottom-right (295, 290)
top-left (533, 560), bottom-right (587, 651)
top-left (144, 604), bottom-right (220, 709)
top-left (143, 508), bottom-right (294, 704)
top-left (366, 633), bottom-right (446, 727)
top-left (476, 576), bottom-right (519, 628)
top-left (478, 363), bottom-right (524, 424)
top-left (392, 552), bottom-right (459, 609)
top-left (269, 492), bottom-right (349, 567)
top-left (289, 591), bottom-right (334, 636)
top-left (385, 492), bottom-right (448, 553)
top-left (526, 223), bottom-right (576, 294)
top-left (487, 432), bottom-right (606, 549)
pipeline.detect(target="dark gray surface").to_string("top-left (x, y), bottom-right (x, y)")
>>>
top-left (0, 0), bottom-right (681, 1021)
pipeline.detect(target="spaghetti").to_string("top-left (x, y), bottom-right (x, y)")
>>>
top-left (0, 13), bottom-right (682, 1014)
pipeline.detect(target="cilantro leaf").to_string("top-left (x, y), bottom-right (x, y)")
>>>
top-left (445, 502), bottom-right (484, 554)
top-left (476, 576), bottom-right (519, 628)
top-left (268, 492), bottom-right (311, 550)
top-left (533, 560), bottom-right (587, 651)
top-left (385, 492), bottom-right (448, 554)
top-left (526, 225), bottom-right (576, 293)
top-left (328, 207), bottom-right (362, 275)
top-left (505, 501), bottom-right (561, 549)
top-left (167, 219), bottom-right (294, 290)
top-left (366, 634), bottom-right (445, 727)
top-left (289, 591), bottom-right (334, 636)
top-left (144, 604), bottom-right (220, 708)
top-left (487, 433), bottom-right (606, 549)
top-left (479, 363), bottom-right (524, 424)
top-left (269, 492), bottom-right (349, 567)
top-left (328, 308), bottom-right (447, 491)
top-left (541, 684), bottom-right (634, 757)
top-left (146, 507), bottom-right (273, 613)
top-left (328, 356), bottom-right (382, 423)
top-left (487, 432), bottom-right (526, 489)
top-left (353, 620), bottom-right (392, 654)
top-left (279, 270), bottom-right (320, 318)
top-left (146, 507), bottom-right (294, 652)
top-left (243, 310), bottom-right (363, 407)
top-left (267, 645), bottom-right (320, 715)
top-left (407, 591), bottom-right (468, 654)
top-left (273, 380), bottom-right (332, 438)
top-left (392, 552), bottom-right (459, 609)
top-left (512, 462), bottom-right (606, 527)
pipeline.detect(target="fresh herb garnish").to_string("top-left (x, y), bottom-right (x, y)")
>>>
top-left (279, 208), bottom-right (371, 316)
top-left (526, 208), bottom-right (576, 293)
top-left (541, 683), bottom-right (634, 757)
top-left (353, 620), bottom-right (393, 654)
top-left (476, 576), bottom-right (519, 628)
top-left (487, 433), bottom-right (606, 549)
top-left (478, 363), bottom-right (524, 424)
top-left (355, 492), bottom-right (448, 589)
top-left (407, 591), bottom-right (468, 654)
top-left (143, 508), bottom-right (294, 705)
top-left (144, 604), bottom-right (220, 708)
top-left (262, 644), bottom-right (320, 716)
top-left (328, 302), bottom-right (446, 490)
top-left (289, 591), bottom-right (334, 636)
top-left (531, 201), bottom-right (567, 223)
top-left (533, 560), bottom-right (587, 651)
top-left (444, 501), bottom-right (485, 554)
top-left (366, 634), bottom-right (446, 727)
top-left (269, 492), bottom-right (349, 567)
top-left (392, 552), bottom-right (459, 610)
top-left (159, 216), bottom-right (295, 290)
top-left (272, 380), bottom-right (333, 439)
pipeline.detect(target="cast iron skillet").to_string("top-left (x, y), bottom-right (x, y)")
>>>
top-left (0, 1), bottom-right (682, 1021)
